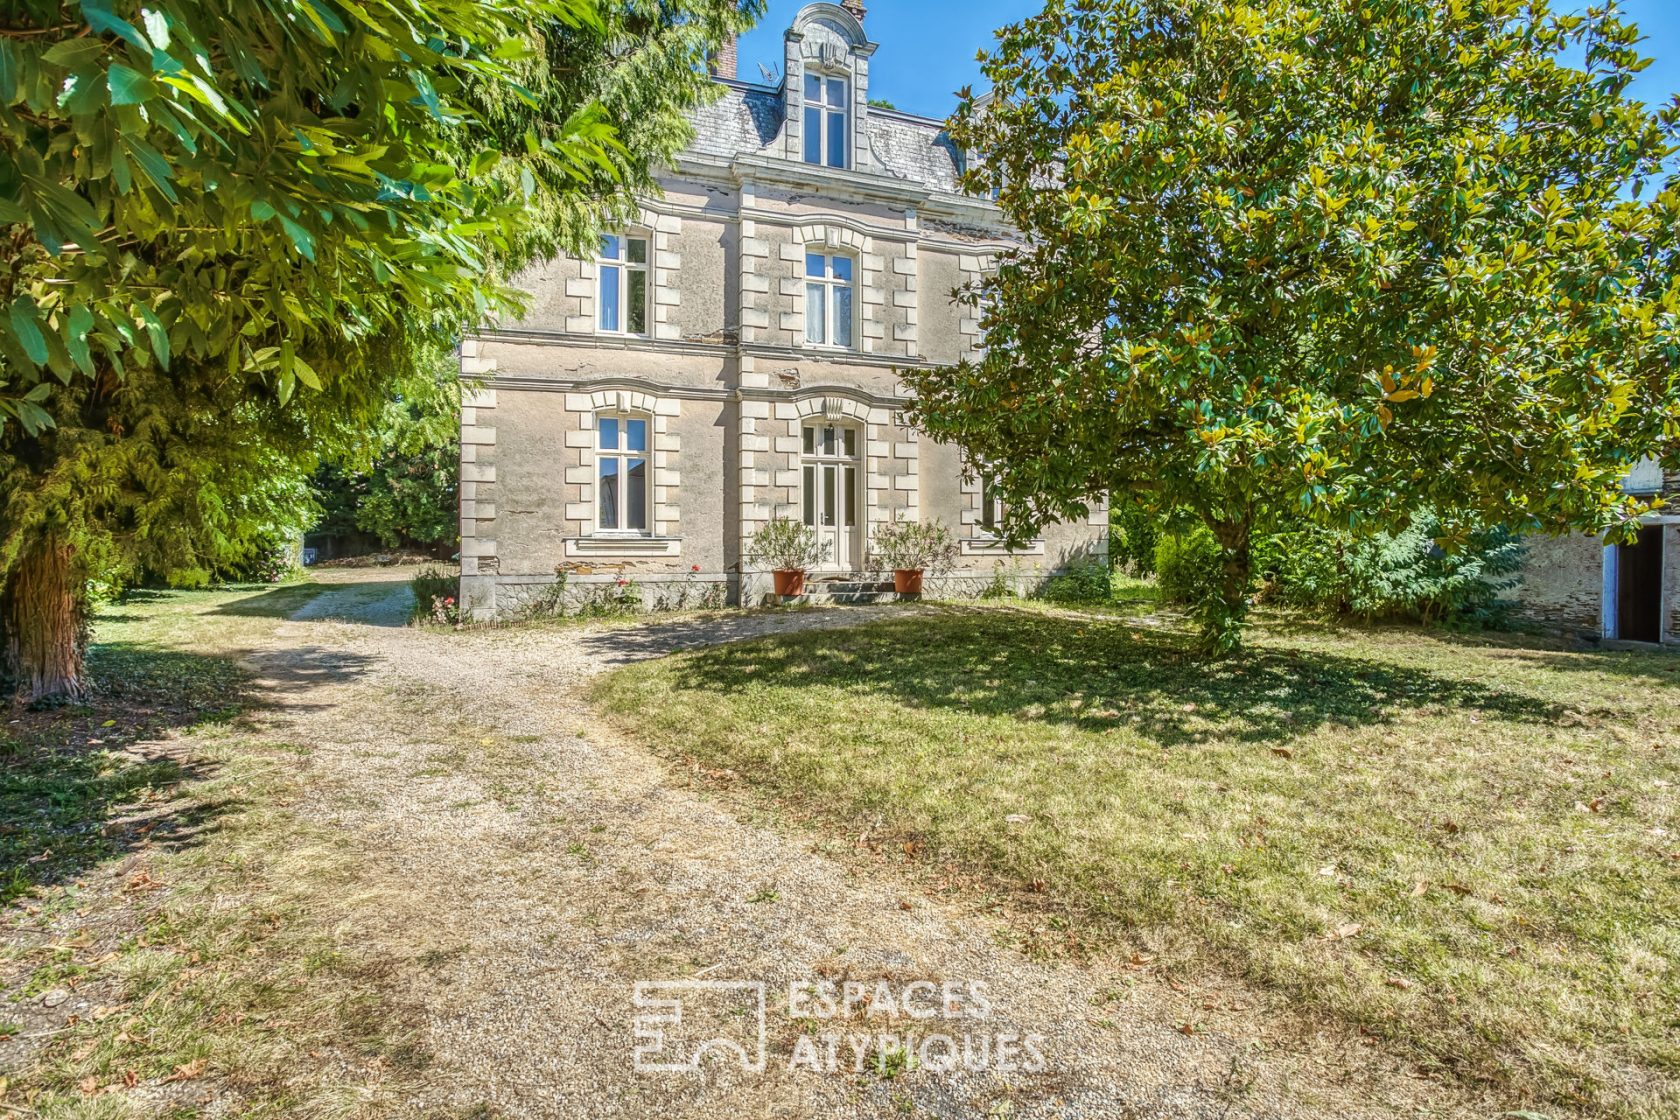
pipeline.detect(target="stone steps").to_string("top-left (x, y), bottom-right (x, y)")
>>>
top-left (788, 575), bottom-right (901, 606)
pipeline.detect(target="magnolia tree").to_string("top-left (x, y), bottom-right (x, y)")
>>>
top-left (903, 0), bottom-right (1680, 652)
top-left (0, 0), bottom-right (758, 701)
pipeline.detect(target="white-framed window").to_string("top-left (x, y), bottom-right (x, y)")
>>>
top-left (805, 251), bottom-right (855, 348)
top-left (980, 477), bottom-right (1004, 535)
top-left (803, 72), bottom-right (849, 168)
top-left (597, 233), bottom-right (650, 336)
top-left (595, 411), bottom-right (650, 533)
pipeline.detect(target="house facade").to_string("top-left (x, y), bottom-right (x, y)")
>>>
top-left (456, 2), bottom-right (1107, 620)
top-left (1514, 461), bottom-right (1680, 645)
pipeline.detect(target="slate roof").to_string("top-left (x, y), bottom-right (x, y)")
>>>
top-left (684, 83), bottom-right (966, 196)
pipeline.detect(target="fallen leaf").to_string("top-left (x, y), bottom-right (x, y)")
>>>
top-left (1386, 976), bottom-right (1414, 990)
top-left (1177, 1022), bottom-right (1196, 1036)
top-left (163, 1059), bottom-right (206, 1083)
top-left (1271, 747), bottom-right (1294, 759)
top-left (1410, 880), bottom-right (1429, 897)
top-left (1444, 882), bottom-right (1473, 897)
top-left (1129, 952), bottom-right (1157, 966)
top-left (79, 1075), bottom-right (98, 1096)
top-left (1324, 922), bottom-right (1363, 942)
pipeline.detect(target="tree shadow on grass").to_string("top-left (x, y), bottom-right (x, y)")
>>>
top-left (623, 605), bottom-right (1573, 746)
top-left (1, 640), bottom-right (377, 905)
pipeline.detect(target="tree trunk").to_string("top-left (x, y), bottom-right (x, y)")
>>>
top-left (1197, 517), bottom-right (1253, 656)
top-left (1, 535), bottom-right (87, 705)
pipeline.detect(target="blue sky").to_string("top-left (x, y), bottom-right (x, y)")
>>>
top-left (736, 1), bottom-right (1680, 128)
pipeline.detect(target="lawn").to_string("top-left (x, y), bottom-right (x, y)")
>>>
top-left (593, 605), bottom-right (1680, 1119)
top-left (2, 580), bottom-right (419, 1115)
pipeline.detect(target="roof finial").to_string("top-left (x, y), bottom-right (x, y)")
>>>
top-left (840, 0), bottom-right (867, 21)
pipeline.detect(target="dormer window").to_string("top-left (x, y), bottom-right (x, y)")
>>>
top-left (803, 73), bottom-right (849, 168)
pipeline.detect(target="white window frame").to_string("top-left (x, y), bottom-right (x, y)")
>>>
top-left (596, 233), bottom-right (651, 337)
top-left (801, 421), bottom-right (861, 571)
top-left (593, 410), bottom-right (652, 535)
top-left (803, 70), bottom-right (850, 169)
top-left (804, 250), bottom-right (856, 350)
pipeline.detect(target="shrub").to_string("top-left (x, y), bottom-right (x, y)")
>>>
top-left (1109, 502), bottom-right (1161, 575)
top-left (1153, 526), bottom-right (1224, 607)
top-left (410, 567), bottom-right (458, 625)
top-left (747, 517), bottom-right (830, 571)
top-left (1268, 515), bottom-right (1522, 628)
top-left (978, 567), bottom-right (1016, 600)
top-left (869, 519), bottom-right (958, 573)
top-left (1037, 560), bottom-right (1113, 604)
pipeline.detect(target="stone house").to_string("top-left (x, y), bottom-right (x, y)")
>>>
top-left (1514, 459), bottom-right (1680, 645)
top-left (456, 2), bottom-right (1107, 619)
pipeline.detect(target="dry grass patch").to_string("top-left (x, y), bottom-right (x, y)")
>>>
top-left (2, 583), bottom-right (426, 1117)
top-left (592, 604), bottom-right (1680, 1120)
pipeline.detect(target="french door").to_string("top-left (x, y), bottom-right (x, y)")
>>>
top-left (802, 422), bottom-right (860, 572)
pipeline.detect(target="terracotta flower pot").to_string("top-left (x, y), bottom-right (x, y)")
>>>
top-left (773, 569), bottom-right (806, 598)
top-left (893, 569), bottom-right (925, 596)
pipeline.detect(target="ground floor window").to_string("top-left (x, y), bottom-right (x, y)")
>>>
top-left (980, 477), bottom-right (1004, 535)
top-left (596, 412), bottom-right (649, 533)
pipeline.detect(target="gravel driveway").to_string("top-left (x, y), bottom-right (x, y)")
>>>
top-left (233, 576), bottom-right (1488, 1119)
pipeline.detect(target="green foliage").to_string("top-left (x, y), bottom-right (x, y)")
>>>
top-left (0, 0), bottom-right (756, 692)
top-left (1260, 516), bottom-right (1524, 628)
top-left (978, 568), bottom-right (1017, 600)
top-left (904, 0), bottom-right (1680, 652)
top-left (471, 0), bottom-right (766, 265)
top-left (868, 518), bottom-right (958, 573)
top-left (410, 567), bottom-right (459, 626)
top-left (0, 0), bottom-right (616, 432)
top-left (748, 517), bottom-right (830, 572)
top-left (1156, 526), bottom-right (1249, 654)
top-left (1036, 560), bottom-right (1113, 604)
top-left (314, 360), bottom-right (461, 551)
top-left (1155, 527), bottom-right (1223, 607)
top-left (1109, 501), bottom-right (1160, 575)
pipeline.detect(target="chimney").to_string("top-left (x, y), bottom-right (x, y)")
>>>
top-left (841, 0), bottom-right (866, 20)
top-left (710, 35), bottom-right (738, 80)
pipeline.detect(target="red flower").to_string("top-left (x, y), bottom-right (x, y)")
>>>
top-left (691, 564), bottom-right (701, 572)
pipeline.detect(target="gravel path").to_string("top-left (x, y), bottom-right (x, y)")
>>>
top-left (234, 580), bottom-right (1487, 1119)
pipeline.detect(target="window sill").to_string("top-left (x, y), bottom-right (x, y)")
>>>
top-left (565, 536), bottom-right (682, 558)
top-left (961, 537), bottom-right (1046, 557)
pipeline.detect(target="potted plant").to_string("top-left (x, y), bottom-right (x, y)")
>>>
top-left (747, 517), bottom-right (830, 598)
top-left (870, 518), bottom-right (958, 596)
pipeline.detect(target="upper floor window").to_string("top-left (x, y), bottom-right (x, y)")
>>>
top-left (596, 412), bottom-right (649, 533)
top-left (803, 72), bottom-right (849, 168)
top-left (805, 252), bottom-right (854, 348)
top-left (597, 234), bottom-right (649, 336)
